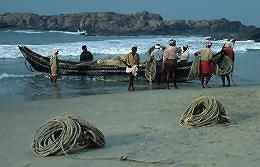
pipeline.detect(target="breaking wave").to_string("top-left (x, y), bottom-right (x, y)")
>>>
top-left (0, 73), bottom-right (36, 80)
top-left (0, 35), bottom-right (259, 59)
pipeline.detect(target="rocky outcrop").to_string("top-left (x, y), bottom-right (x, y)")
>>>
top-left (0, 11), bottom-right (259, 40)
top-left (248, 28), bottom-right (260, 42)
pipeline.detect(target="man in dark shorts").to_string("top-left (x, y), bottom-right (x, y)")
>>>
top-left (163, 39), bottom-right (178, 89)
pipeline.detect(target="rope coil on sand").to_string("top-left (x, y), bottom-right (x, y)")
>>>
top-left (32, 115), bottom-right (105, 157)
top-left (180, 96), bottom-right (231, 127)
top-left (32, 115), bottom-right (175, 165)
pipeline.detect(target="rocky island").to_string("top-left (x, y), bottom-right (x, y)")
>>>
top-left (0, 11), bottom-right (259, 41)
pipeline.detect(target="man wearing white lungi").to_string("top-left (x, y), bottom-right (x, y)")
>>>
top-left (121, 46), bottom-right (140, 91)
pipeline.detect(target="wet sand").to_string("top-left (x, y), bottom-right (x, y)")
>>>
top-left (1, 85), bottom-right (260, 167)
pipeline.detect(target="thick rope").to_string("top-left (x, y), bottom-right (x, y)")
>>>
top-left (187, 56), bottom-right (201, 80)
top-left (144, 46), bottom-right (162, 82)
top-left (215, 55), bottom-right (233, 76)
top-left (32, 115), bottom-right (105, 157)
top-left (70, 155), bottom-right (175, 165)
top-left (32, 115), bottom-right (175, 165)
top-left (180, 96), bottom-right (231, 127)
top-left (145, 57), bottom-right (157, 82)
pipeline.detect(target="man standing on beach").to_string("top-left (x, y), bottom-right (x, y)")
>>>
top-left (194, 41), bottom-right (214, 88)
top-left (121, 46), bottom-right (140, 91)
top-left (50, 48), bottom-right (59, 83)
top-left (163, 39), bottom-right (178, 89)
top-left (150, 43), bottom-right (164, 84)
top-left (218, 42), bottom-right (235, 87)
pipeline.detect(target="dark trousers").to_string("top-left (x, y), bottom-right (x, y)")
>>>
top-left (221, 75), bottom-right (231, 87)
top-left (164, 59), bottom-right (177, 89)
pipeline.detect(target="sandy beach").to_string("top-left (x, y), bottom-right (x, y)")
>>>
top-left (1, 85), bottom-right (260, 167)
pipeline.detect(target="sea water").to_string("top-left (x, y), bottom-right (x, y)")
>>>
top-left (0, 30), bottom-right (260, 102)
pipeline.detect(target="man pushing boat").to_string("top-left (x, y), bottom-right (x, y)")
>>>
top-left (50, 48), bottom-right (60, 83)
top-left (194, 41), bottom-right (214, 88)
top-left (80, 45), bottom-right (94, 62)
top-left (215, 41), bottom-right (235, 87)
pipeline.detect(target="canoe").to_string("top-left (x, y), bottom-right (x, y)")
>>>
top-left (18, 46), bottom-right (191, 81)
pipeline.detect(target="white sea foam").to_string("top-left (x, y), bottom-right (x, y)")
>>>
top-left (10, 30), bottom-right (45, 34)
top-left (4, 30), bottom-right (84, 35)
top-left (0, 73), bottom-right (36, 80)
top-left (48, 30), bottom-right (84, 35)
top-left (0, 36), bottom-right (259, 59)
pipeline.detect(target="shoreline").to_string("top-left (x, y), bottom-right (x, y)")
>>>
top-left (1, 81), bottom-right (259, 105)
top-left (1, 85), bottom-right (260, 166)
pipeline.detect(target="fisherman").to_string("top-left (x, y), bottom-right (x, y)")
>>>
top-left (120, 46), bottom-right (140, 91)
top-left (178, 45), bottom-right (190, 65)
top-left (150, 43), bottom-right (164, 84)
top-left (50, 48), bottom-right (59, 83)
top-left (194, 41), bottom-right (214, 88)
top-left (80, 45), bottom-right (94, 62)
top-left (151, 43), bottom-right (164, 61)
top-left (163, 39), bottom-right (178, 89)
top-left (218, 42), bottom-right (235, 87)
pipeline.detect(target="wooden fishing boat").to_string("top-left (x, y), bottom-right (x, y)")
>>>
top-left (18, 46), bottom-right (192, 81)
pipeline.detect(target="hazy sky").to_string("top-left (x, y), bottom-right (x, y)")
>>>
top-left (1, 0), bottom-right (259, 26)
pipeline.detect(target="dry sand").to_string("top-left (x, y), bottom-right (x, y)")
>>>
top-left (1, 86), bottom-right (260, 167)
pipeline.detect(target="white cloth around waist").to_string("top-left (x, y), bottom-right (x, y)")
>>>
top-left (179, 49), bottom-right (190, 61)
top-left (126, 65), bottom-right (138, 76)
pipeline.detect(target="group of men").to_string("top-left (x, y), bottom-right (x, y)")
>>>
top-left (49, 39), bottom-right (235, 90)
top-left (121, 38), bottom-right (235, 90)
top-left (121, 39), bottom-right (191, 90)
top-left (193, 39), bottom-right (235, 88)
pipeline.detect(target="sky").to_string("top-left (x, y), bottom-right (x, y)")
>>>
top-left (0, 0), bottom-right (259, 27)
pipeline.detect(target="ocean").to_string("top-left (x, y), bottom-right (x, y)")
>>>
top-left (0, 30), bottom-right (260, 103)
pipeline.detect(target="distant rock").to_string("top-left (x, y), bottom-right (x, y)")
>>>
top-left (0, 11), bottom-right (259, 41)
top-left (248, 28), bottom-right (260, 42)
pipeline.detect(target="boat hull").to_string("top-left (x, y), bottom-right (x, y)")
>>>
top-left (18, 46), bottom-right (191, 81)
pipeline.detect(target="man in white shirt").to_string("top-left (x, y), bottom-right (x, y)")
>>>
top-left (178, 45), bottom-right (190, 65)
top-left (150, 43), bottom-right (164, 84)
top-left (150, 43), bottom-right (164, 61)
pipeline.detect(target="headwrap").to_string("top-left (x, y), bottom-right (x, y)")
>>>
top-left (154, 43), bottom-right (160, 49)
top-left (53, 48), bottom-right (59, 55)
top-left (206, 41), bottom-right (212, 47)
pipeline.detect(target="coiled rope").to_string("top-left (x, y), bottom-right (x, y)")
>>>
top-left (179, 96), bottom-right (231, 127)
top-left (32, 115), bottom-right (105, 157)
top-left (188, 56), bottom-right (200, 80)
top-left (145, 57), bottom-right (157, 82)
top-left (215, 55), bottom-right (233, 76)
top-left (32, 115), bottom-right (175, 165)
top-left (144, 46), bottom-right (161, 83)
